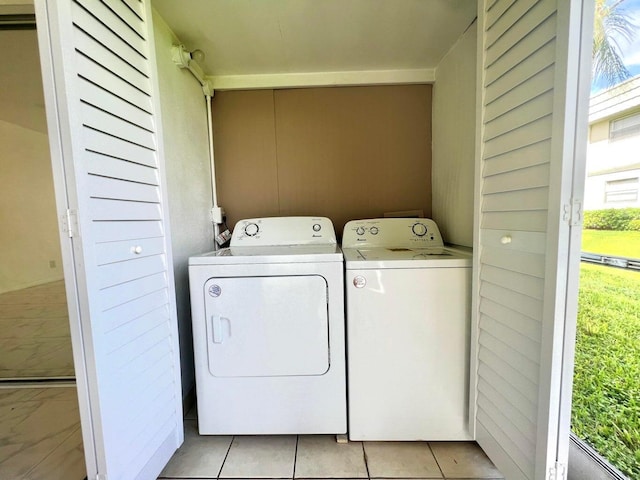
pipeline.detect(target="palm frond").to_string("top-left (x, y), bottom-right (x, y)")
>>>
top-left (592, 0), bottom-right (637, 87)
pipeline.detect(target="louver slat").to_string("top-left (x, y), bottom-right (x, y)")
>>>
top-left (486, 41), bottom-right (555, 103)
top-left (486, 0), bottom-right (556, 65)
top-left (477, 406), bottom-right (535, 477)
top-left (76, 54), bottom-right (152, 113)
top-left (92, 220), bottom-right (163, 243)
top-left (101, 0), bottom-right (146, 36)
top-left (71, 2), bottom-right (149, 76)
top-left (484, 90), bottom-right (554, 141)
top-left (481, 210), bottom-right (548, 232)
top-left (75, 0), bottom-right (146, 56)
top-left (102, 289), bottom-right (169, 332)
top-left (478, 360), bottom-right (538, 424)
top-left (486, 0), bottom-right (539, 48)
top-left (121, 0), bottom-right (144, 20)
top-left (100, 274), bottom-right (166, 313)
top-left (478, 380), bottom-right (537, 432)
top-left (483, 187), bottom-right (549, 212)
top-left (483, 140), bottom-right (551, 177)
top-left (74, 27), bottom-right (150, 94)
top-left (81, 103), bottom-right (155, 150)
top-left (485, 0), bottom-right (517, 29)
top-left (97, 254), bottom-right (167, 289)
top-left (480, 264), bottom-right (545, 298)
top-left (79, 78), bottom-right (154, 132)
top-left (485, 66), bottom-right (555, 122)
top-left (480, 297), bottom-right (543, 341)
top-left (483, 163), bottom-right (550, 193)
top-left (485, 14), bottom-right (556, 85)
top-left (478, 391), bottom-right (536, 452)
top-left (86, 151), bottom-right (159, 186)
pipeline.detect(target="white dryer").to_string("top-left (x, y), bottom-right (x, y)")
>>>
top-left (189, 217), bottom-right (346, 435)
top-left (343, 218), bottom-right (472, 441)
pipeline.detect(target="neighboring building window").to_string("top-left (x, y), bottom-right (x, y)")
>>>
top-left (604, 177), bottom-right (639, 203)
top-left (609, 112), bottom-right (640, 140)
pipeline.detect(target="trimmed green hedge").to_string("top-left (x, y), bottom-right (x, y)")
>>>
top-left (583, 208), bottom-right (640, 230)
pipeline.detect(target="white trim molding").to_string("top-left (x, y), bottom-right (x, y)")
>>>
top-left (208, 68), bottom-right (435, 90)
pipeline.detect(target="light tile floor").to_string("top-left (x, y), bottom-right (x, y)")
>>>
top-left (160, 420), bottom-right (503, 480)
top-left (0, 281), bottom-right (74, 379)
top-left (0, 387), bottom-right (85, 480)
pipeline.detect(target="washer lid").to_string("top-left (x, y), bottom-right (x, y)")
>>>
top-left (343, 246), bottom-right (471, 269)
top-left (189, 244), bottom-right (343, 265)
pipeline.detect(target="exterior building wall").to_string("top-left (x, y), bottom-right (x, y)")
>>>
top-left (585, 108), bottom-right (640, 211)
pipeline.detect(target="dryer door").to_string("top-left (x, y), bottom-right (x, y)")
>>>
top-left (203, 275), bottom-right (329, 377)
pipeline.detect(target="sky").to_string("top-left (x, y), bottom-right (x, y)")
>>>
top-left (592, 0), bottom-right (640, 92)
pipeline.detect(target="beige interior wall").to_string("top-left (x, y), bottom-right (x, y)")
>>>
top-left (212, 85), bottom-right (432, 235)
top-left (153, 11), bottom-right (214, 397)
top-left (432, 22), bottom-right (477, 247)
top-left (0, 30), bottom-right (62, 293)
top-left (212, 90), bottom-right (281, 223)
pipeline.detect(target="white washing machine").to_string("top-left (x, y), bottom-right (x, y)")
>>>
top-left (189, 217), bottom-right (346, 435)
top-left (343, 218), bottom-right (472, 441)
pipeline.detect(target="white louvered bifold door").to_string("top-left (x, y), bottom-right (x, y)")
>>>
top-left (35, 0), bottom-right (183, 479)
top-left (473, 1), bottom-right (591, 479)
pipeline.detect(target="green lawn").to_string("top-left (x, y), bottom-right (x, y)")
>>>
top-left (573, 262), bottom-right (640, 478)
top-left (581, 230), bottom-right (640, 258)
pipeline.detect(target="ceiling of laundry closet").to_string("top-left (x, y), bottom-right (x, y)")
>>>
top-left (151, 0), bottom-right (478, 78)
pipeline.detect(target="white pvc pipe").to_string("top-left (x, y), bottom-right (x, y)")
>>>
top-left (206, 94), bottom-right (218, 209)
top-left (206, 93), bottom-right (221, 248)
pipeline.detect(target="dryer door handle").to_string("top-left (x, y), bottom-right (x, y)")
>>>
top-left (211, 315), bottom-right (230, 344)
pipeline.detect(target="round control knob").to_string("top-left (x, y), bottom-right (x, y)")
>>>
top-left (356, 226), bottom-right (366, 236)
top-left (313, 223), bottom-right (321, 232)
top-left (244, 222), bottom-right (259, 236)
top-left (412, 222), bottom-right (428, 237)
top-left (370, 227), bottom-right (379, 235)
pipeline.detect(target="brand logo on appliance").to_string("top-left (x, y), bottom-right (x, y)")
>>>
top-left (353, 276), bottom-right (367, 288)
top-left (208, 285), bottom-right (222, 297)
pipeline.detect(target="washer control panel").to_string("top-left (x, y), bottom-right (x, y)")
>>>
top-left (342, 218), bottom-right (444, 248)
top-left (231, 216), bottom-right (336, 246)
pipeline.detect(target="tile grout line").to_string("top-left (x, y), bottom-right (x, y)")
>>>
top-left (292, 435), bottom-right (299, 479)
top-left (217, 435), bottom-right (235, 479)
top-left (361, 442), bottom-right (371, 479)
top-left (426, 442), bottom-right (445, 479)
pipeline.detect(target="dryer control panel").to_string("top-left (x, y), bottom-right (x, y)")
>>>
top-left (231, 216), bottom-right (337, 246)
top-left (342, 218), bottom-right (444, 249)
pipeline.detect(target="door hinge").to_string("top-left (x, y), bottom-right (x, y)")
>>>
top-left (549, 461), bottom-right (567, 480)
top-left (63, 209), bottom-right (78, 238)
top-left (562, 199), bottom-right (582, 227)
